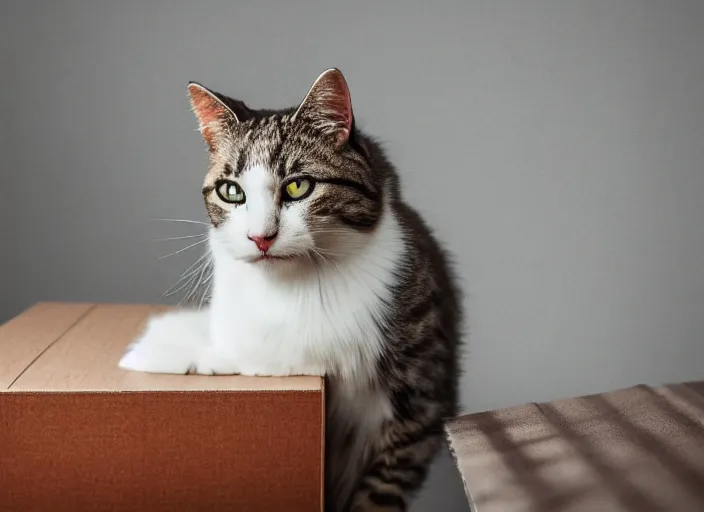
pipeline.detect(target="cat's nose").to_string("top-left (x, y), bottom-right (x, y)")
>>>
top-left (248, 232), bottom-right (278, 253)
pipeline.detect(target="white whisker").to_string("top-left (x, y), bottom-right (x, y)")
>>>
top-left (178, 252), bottom-right (209, 277)
top-left (161, 252), bottom-right (209, 297)
top-left (163, 269), bottom-right (202, 298)
top-left (152, 218), bottom-right (210, 226)
top-left (156, 233), bottom-right (208, 242)
top-left (158, 238), bottom-right (209, 260)
top-left (198, 273), bottom-right (213, 310)
top-left (181, 260), bottom-right (209, 306)
top-left (190, 264), bottom-right (210, 304)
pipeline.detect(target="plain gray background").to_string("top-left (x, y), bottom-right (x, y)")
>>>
top-left (3, 1), bottom-right (704, 510)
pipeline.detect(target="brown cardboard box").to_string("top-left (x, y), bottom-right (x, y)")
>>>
top-left (0, 302), bottom-right (325, 512)
top-left (445, 381), bottom-right (704, 512)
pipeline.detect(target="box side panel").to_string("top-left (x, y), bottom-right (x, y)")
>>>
top-left (0, 390), bottom-right (323, 512)
top-left (0, 302), bottom-right (94, 389)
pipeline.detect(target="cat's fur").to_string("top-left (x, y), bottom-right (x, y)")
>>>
top-left (119, 69), bottom-right (462, 512)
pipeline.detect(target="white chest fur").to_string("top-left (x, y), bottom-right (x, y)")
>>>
top-left (207, 208), bottom-right (404, 382)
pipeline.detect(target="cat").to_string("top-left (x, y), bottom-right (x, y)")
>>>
top-left (119, 68), bottom-right (463, 512)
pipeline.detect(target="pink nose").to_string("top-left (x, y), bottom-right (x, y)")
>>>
top-left (248, 232), bottom-right (278, 253)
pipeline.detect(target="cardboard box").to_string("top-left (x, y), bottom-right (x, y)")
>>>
top-left (445, 381), bottom-right (704, 512)
top-left (0, 302), bottom-right (325, 512)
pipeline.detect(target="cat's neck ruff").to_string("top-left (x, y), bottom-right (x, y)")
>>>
top-left (208, 203), bottom-right (406, 383)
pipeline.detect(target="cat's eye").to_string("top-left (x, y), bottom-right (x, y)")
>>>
top-left (284, 178), bottom-right (314, 201)
top-left (215, 180), bottom-right (246, 204)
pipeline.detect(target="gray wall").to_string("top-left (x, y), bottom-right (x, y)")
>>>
top-left (4, 1), bottom-right (704, 510)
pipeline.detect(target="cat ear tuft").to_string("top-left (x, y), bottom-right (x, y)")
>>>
top-left (187, 82), bottom-right (250, 151)
top-left (293, 68), bottom-right (353, 149)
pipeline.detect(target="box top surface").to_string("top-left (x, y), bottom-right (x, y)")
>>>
top-left (445, 381), bottom-right (704, 512)
top-left (0, 302), bottom-right (323, 392)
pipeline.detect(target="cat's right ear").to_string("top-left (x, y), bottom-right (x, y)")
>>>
top-left (187, 82), bottom-right (249, 151)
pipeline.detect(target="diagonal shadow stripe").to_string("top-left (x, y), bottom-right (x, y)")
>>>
top-left (536, 402), bottom-right (662, 512)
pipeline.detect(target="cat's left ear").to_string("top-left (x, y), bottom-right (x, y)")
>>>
top-left (293, 68), bottom-right (353, 149)
top-left (187, 82), bottom-right (250, 151)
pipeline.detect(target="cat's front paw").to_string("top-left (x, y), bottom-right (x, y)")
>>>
top-left (193, 346), bottom-right (241, 376)
top-left (118, 310), bottom-right (209, 375)
top-left (118, 334), bottom-right (195, 374)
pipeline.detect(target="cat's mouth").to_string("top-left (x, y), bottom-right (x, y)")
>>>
top-left (252, 253), bottom-right (296, 263)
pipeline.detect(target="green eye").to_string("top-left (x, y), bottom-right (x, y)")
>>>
top-left (216, 180), bottom-right (246, 204)
top-left (284, 178), bottom-right (314, 201)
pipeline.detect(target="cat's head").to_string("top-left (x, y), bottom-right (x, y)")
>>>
top-left (187, 69), bottom-right (385, 267)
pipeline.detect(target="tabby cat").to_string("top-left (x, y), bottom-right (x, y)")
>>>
top-left (119, 68), bottom-right (462, 512)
